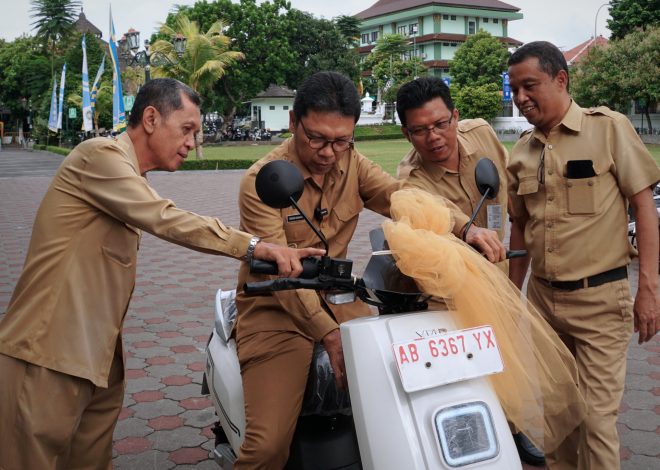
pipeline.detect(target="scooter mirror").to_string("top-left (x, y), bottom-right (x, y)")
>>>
top-left (475, 158), bottom-right (499, 200)
top-left (255, 160), bottom-right (304, 209)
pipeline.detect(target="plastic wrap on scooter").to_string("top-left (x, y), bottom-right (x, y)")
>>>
top-left (301, 343), bottom-right (352, 417)
top-left (215, 289), bottom-right (237, 343)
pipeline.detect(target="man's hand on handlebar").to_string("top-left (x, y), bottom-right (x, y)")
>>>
top-left (252, 242), bottom-right (325, 278)
top-left (322, 329), bottom-right (347, 390)
top-left (464, 226), bottom-right (507, 263)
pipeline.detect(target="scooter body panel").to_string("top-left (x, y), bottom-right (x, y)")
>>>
top-left (341, 310), bottom-right (522, 470)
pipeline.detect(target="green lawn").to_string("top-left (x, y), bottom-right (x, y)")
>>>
top-left (191, 141), bottom-right (660, 176)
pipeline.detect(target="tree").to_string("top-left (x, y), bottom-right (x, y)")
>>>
top-left (167, 0), bottom-right (361, 130)
top-left (0, 36), bottom-right (52, 139)
top-left (334, 15), bottom-right (361, 48)
top-left (572, 25), bottom-right (659, 133)
top-left (151, 14), bottom-right (245, 158)
top-left (29, 0), bottom-right (82, 74)
top-left (452, 83), bottom-right (502, 121)
top-left (608, 0), bottom-right (660, 40)
top-left (449, 30), bottom-right (509, 88)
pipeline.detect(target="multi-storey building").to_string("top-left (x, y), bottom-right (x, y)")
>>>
top-left (356, 0), bottom-right (524, 77)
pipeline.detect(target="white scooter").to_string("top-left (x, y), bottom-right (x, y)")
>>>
top-left (202, 159), bottom-right (525, 469)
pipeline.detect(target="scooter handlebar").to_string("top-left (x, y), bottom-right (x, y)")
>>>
top-left (244, 277), bottom-right (355, 295)
top-left (506, 250), bottom-right (528, 259)
top-left (249, 257), bottom-right (321, 278)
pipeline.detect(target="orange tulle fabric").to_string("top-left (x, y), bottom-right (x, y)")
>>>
top-left (382, 188), bottom-right (586, 452)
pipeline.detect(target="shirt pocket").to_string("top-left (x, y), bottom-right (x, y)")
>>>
top-left (517, 176), bottom-right (539, 197)
top-left (332, 199), bottom-right (364, 223)
top-left (565, 166), bottom-right (601, 215)
top-left (283, 214), bottom-right (309, 246)
top-left (102, 223), bottom-right (138, 268)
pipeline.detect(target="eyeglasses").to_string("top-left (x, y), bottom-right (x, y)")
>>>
top-left (537, 147), bottom-right (546, 185)
top-left (406, 115), bottom-right (454, 138)
top-left (298, 119), bottom-right (354, 153)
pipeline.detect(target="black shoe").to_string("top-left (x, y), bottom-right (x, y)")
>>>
top-left (513, 432), bottom-right (546, 467)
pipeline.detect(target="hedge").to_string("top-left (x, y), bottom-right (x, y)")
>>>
top-left (180, 159), bottom-right (257, 170)
top-left (354, 133), bottom-right (405, 142)
top-left (33, 144), bottom-right (70, 156)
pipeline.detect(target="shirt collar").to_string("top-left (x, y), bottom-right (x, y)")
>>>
top-left (116, 132), bottom-right (141, 176)
top-left (531, 99), bottom-right (581, 143)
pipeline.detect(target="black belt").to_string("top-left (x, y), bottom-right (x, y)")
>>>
top-left (536, 266), bottom-right (627, 291)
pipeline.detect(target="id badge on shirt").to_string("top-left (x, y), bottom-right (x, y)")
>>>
top-left (487, 204), bottom-right (503, 230)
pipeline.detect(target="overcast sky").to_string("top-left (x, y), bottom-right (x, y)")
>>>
top-left (2, 0), bottom-right (612, 50)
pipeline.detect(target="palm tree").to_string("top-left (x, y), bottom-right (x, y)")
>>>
top-left (150, 15), bottom-right (244, 159)
top-left (30, 0), bottom-right (82, 75)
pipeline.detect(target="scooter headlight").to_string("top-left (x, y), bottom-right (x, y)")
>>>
top-left (434, 401), bottom-right (499, 467)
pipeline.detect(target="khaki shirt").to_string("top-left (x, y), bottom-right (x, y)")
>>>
top-left (235, 139), bottom-right (401, 342)
top-left (0, 133), bottom-right (252, 387)
top-left (397, 118), bottom-right (509, 241)
top-left (507, 101), bottom-right (660, 281)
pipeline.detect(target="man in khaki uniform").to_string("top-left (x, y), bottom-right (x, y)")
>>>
top-left (394, 76), bottom-right (546, 465)
top-left (0, 78), bottom-right (322, 470)
top-left (234, 71), bottom-right (506, 469)
top-left (507, 42), bottom-right (660, 470)
top-left (395, 76), bottom-right (509, 272)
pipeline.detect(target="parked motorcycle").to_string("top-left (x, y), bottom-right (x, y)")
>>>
top-left (202, 159), bottom-right (526, 469)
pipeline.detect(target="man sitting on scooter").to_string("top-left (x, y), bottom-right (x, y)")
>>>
top-left (233, 71), bottom-right (507, 469)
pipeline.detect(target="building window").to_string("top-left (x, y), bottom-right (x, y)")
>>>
top-left (269, 106), bottom-right (275, 110)
top-left (451, 15), bottom-right (456, 20)
top-left (468, 21), bottom-right (476, 34)
top-left (451, 42), bottom-right (458, 47)
top-left (409, 23), bottom-right (418, 36)
top-left (397, 25), bottom-right (407, 36)
top-left (483, 18), bottom-right (489, 23)
top-left (361, 33), bottom-right (369, 44)
top-left (283, 105), bottom-right (289, 110)
top-left (443, 14), bottom-right (449, 20)
top-left (371, 31), bottom-right (379, 42)
top-left (443, 42), bottom-right (450, 46)
top-left (493, 18), bottom-right (499, 24)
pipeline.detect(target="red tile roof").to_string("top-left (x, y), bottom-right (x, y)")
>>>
top-left (357, 0), bottom-right (521, 20)
top-left (563, 35), bottom-right (609, 66)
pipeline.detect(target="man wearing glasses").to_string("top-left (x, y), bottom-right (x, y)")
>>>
top-left (233, 71), bottom-right (505, 468)
top-left (394, 76), bottom-right (545, 466)
top-left (396, 77), bottom-right (510, 273)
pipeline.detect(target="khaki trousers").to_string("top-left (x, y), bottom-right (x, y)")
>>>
top-left (0, 351), bottom-right (125, 470)
top-left (527, 277), bottom-right (633, 470)
top-left (234, 331), bottom-right (314, 470)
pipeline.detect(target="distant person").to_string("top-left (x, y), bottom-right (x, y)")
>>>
top-left (0, 78), bottom-right (322, 469)
top-left (507, 41), bottom-right (660, 469)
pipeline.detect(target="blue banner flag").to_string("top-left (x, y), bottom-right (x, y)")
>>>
top-left (81, 35), bottom-right (93, 132)
top-left (57, 63), bottom-right (66, 131)
top-left (109, 6), bottom-right (126, 133)
top-left (91, 55), bottom-right (105, 108)
top-left (47, 78), bottom-right (58, 132)
top-left (502, 72), bottom-right (511, 102)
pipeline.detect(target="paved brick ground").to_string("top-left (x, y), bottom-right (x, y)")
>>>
top-left (0, 149), bottom-right (658, 469)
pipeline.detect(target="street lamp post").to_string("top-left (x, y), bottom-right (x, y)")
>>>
top-left (594, 3), bottom-right (609, 40)
top-left (118, 29), bottom-right (186, 83)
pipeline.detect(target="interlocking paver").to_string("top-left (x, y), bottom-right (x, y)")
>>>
top-left (1, 149), bottom-right (658, 469)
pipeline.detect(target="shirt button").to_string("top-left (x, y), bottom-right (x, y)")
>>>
top-left (548, 196), bottom-right (554, 202)
top-left (588, 180), bottom-right (594, 186)
top-left (232, 248), bottom-right (238, 255)
top-left (548, 169), bottom-right (553, 175)
top-left (548, 247), bottom-right (554, 253)
top-left (567, 181), bottom-right (573, 187)
top-left (548, 144), bottom-right (554, 150)
top-left (547, 222), bottom-right (553, 228)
